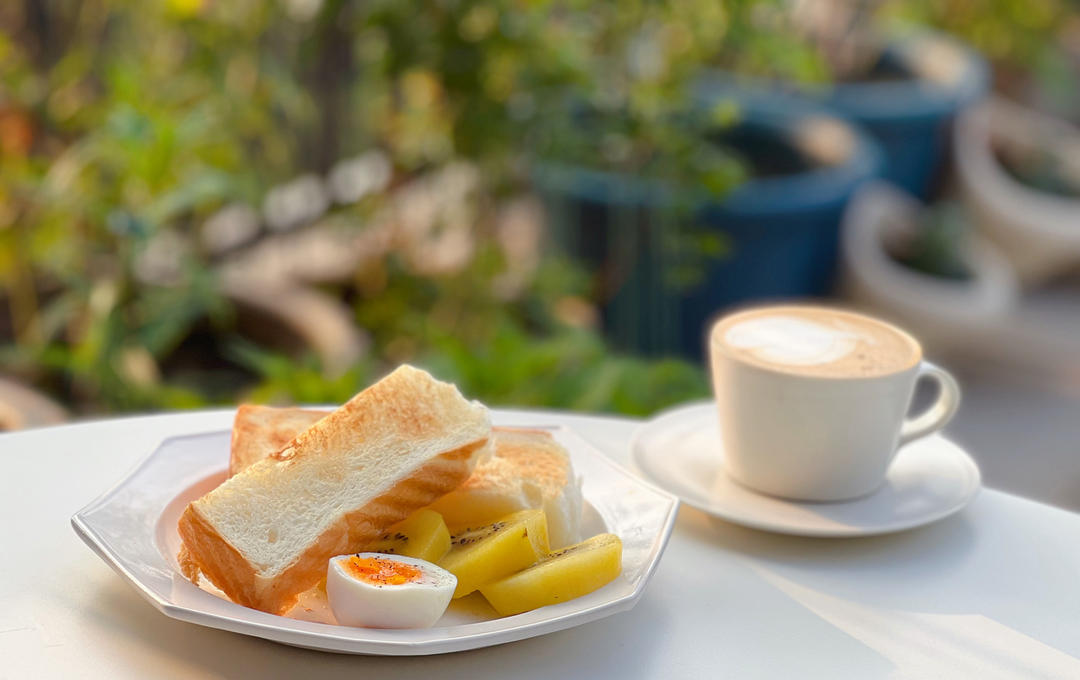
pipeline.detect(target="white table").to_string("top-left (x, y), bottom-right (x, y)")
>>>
top-left (3, 409), bottom-right (1079, 679)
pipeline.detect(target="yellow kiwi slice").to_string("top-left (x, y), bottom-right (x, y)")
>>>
top-left (366, 508), bottom-right (452, 564)
top-left (479, 533), bottom-right (622, 616)
top-left (437, 509), bottom-right (549, 598)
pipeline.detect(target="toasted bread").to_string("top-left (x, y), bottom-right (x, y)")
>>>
top-left (229, 405), bottom-right (328, 476)
top-left (177, 365), bottom-right (491, 615)
top-left (430, 428), bottom-right (582, 548)
top-left (228, 404), bottom-right (583, 550)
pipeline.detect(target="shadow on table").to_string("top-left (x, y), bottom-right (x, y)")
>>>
top-left (676, 503), bottom-right (1080, 677)
top-left (682, 505), bottom-right (978, 613)
top-left (87, 576), bottom-right (671, 678)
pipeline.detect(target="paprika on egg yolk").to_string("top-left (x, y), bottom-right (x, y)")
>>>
top-left (344, 555), bottom-right (423, 586)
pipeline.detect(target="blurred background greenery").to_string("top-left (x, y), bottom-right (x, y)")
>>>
top-left (0, 0), bottom-right (1076, 423)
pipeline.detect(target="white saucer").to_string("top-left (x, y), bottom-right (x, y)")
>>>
top-left (631, 402), bottom-right (981, 537)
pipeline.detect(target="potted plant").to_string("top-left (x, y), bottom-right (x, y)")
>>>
top-left (535, 90), bottom-right (882, 359)
top-left (704, 22), bottom-right (989, 200)
top-left (954, 97), bottom-right (1080, 285)
top-left (839, 181), bottom-right (1017, 354)
top-left (819, 30), bottom-right (988, 199)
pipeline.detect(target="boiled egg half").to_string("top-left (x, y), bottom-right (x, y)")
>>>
top-left (326, 552), bottom-right (457, 628)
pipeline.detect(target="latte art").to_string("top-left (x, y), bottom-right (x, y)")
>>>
top-left (712, 306), bottom-right (919, 378)
top-left (723, 316), bottom-right (864, 367)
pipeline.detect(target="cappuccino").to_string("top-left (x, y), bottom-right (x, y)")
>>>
top-left (711, 306), bottom-right (920, 379)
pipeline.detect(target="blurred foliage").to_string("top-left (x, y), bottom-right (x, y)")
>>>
top-left (880, 0), bottom-right (1074, 67)
top-left (0, 0), bottom-right (761, 416)
top-left (222, 249), bottom-right (710, 415)
top-left (879, 0), bottom-right (1080, 115)
top-left (0, 0), bottom-right (1074, 417)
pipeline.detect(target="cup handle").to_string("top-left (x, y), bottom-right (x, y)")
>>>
top-left (898, 361), bottom-right (961, 447)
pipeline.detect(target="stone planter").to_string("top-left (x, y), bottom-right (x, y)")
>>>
top-left (840, 181), bottom-right (1017, 354)
top-left (954, 97), bottom-right (1080, 286)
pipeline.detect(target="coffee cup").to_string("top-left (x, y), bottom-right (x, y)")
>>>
top-left (709, 305), bottom-right (961, 502)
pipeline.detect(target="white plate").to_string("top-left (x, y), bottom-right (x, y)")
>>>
top-left (632, 402), bottom-right (981, 537)
top-left (71, 416), bottom-right (678, 655)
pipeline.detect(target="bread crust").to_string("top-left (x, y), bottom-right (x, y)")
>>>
top-left (179, 438), bottom-right (488, 615)
top-left (178, 503), bottom-right (261, 607)
top-left (229, 405), bottom-right (328, 476)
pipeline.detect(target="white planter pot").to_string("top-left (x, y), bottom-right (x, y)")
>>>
top-left (0, 378), bottom-right (67, 431)
top-left (220, 275), bottom-right (368, 378)
top-left (839, 182), bottom-right (1018, 354)
top-left (954, 97), bottom-right (1080, 285)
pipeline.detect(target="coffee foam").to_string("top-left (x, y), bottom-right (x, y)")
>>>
top-left (713, 306), bottom-right (920, 378)
top-left (723, 316), bottom-right (862, 367)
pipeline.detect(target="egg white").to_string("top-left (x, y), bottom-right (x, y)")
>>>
top-left (326, 552), bottom-right (457, 629)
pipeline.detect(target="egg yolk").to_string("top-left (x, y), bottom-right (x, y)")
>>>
top-left (344, 555), bottom-right (423, 586)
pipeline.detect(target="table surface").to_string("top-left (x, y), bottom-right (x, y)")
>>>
top-left (3, 408), bottom-right (1079, 679)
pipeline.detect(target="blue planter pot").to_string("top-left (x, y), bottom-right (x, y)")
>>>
top-left (824, 32), bottom-right (989, 199)
top-left (535, 93), bottom-right (883, 359)
top-left (701, 33), bottom-right (988, 200)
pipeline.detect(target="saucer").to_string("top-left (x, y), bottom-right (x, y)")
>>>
top-left (631, 402), bottom-right (981, 537)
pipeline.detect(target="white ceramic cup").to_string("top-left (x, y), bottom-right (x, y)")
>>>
top-left (709, 307), bottom-right (961, 502)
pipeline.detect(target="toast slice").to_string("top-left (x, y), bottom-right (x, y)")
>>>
top-left (228, 405), bottom-right (583, 549)
top-left (229, 405), bottom-right (328, 476)
top-left (429, 428), bottom-right (582, 548)
top-left (177, 365), bottom-right (491, 615)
